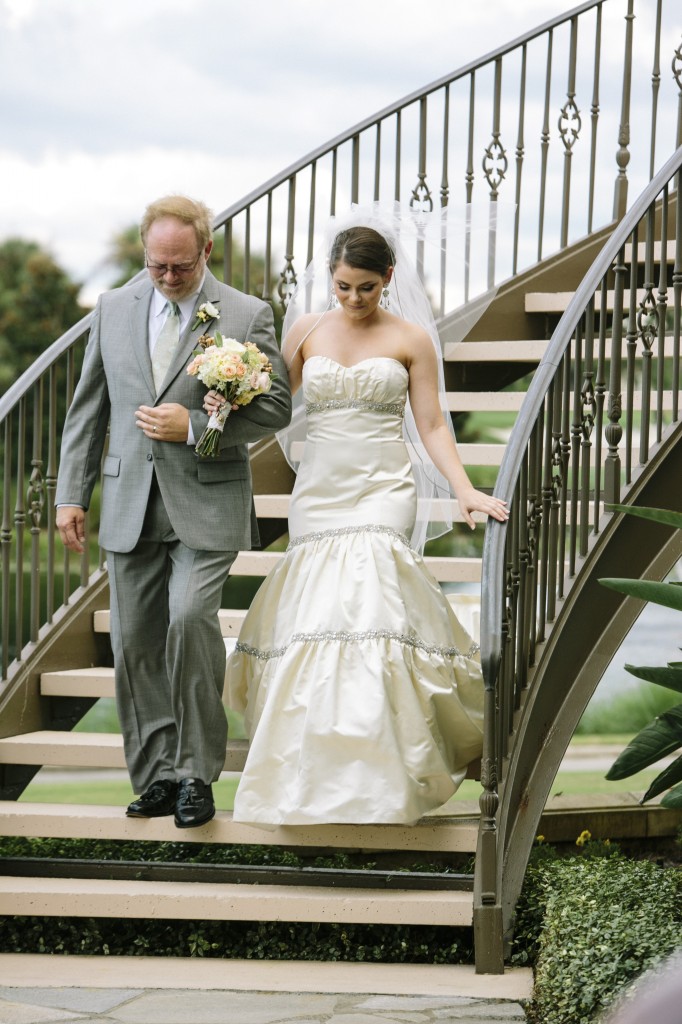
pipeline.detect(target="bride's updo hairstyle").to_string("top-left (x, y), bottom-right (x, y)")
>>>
top-left (329, 227), bottom-right (395, 276)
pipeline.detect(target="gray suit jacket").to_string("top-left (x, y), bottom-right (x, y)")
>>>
top-left (56, 270), bottom-right (292, 553)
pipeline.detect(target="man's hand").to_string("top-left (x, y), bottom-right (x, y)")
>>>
top-left (56, 505), bottom-right (86, 553)
top-left (135, 403), bottom-right (190, 442)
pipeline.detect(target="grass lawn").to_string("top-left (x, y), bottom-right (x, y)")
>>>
top-left (20, 757), bottom-right (660, 808)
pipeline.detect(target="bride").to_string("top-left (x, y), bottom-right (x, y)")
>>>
top-left (213, 209), bottom-right (508, 827)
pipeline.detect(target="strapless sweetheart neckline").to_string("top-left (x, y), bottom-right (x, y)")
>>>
top-left (305, 354), bottom-right (408, 374)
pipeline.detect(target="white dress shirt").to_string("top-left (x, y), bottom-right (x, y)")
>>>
top-left (149, 278), bottom-right (205, 444)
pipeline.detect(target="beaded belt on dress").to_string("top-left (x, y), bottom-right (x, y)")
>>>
top-left (305, 398), bottom-right (405, 416)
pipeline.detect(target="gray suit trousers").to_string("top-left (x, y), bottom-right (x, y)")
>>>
top-left (107, 479), bottom-right (236, 793)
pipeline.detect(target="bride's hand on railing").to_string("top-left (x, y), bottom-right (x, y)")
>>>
top-left (457, 487), bottom-right (509, 530)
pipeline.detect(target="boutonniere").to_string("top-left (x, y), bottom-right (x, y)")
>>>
top-left (191, 301), bottom-right (220, 332)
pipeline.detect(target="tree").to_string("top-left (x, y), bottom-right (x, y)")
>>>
top-left (0, 239), bottom-right (84, 395)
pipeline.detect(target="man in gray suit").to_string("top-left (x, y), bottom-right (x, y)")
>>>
top-left (56, 195), bottom-right (292, 827)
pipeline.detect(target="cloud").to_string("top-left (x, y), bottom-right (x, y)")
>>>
top-left (0, 0), bottom-right (679, 300)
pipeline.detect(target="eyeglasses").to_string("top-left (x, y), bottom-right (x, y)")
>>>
top-left (144, 250), bottom-right (204, 277)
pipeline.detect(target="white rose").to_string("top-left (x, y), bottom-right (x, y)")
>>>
top-left (203, 301), bottom-right (220, 319)
top-left (218, 336), bottom-right (246, 354)
top-left (257, 372), bottom-right (272, 392)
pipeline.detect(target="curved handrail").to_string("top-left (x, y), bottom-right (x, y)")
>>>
top-left (481, 141), bottom-right (682, 683)
top-left (213, 0), bottom-right (602, 228)
top-left (474, 142), bottom-right (682, 967)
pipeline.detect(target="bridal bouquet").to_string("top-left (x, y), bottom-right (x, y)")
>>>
top-left (187, 332), bottom-right (275, 457)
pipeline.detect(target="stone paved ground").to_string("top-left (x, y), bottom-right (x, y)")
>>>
top-left (0, 988), bottom-right (529, 1024)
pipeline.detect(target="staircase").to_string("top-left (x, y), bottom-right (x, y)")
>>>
top-left (1, 0), bottom-right (681, 979)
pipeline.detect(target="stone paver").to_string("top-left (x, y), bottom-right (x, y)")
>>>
top-left (0, 988), bottom-right (529, 1024)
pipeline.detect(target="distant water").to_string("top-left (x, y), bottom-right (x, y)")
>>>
top-left (593, 598), bottom-right (681, 704)
top-left (446, 561), bottom-right (682, 705)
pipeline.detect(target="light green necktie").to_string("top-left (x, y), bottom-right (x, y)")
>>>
top-left (152, 300), bottom-right (180, 391)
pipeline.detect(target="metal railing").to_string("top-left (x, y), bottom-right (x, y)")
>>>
top-left (476, 143), bottom-right (682, 969)
top-left (2, 0), bottom-right (680, 689)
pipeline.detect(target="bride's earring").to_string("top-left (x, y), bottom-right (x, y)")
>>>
top-left (330, 286), bottom-right (339, 308)
top-left (380, 285), bottom-right (390, 310)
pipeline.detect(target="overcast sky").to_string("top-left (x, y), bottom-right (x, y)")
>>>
top-left (0, 0), bottom-right (589, 299)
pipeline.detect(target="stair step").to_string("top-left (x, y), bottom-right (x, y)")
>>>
top-left (446, 335), bottom-right (677, 359)
top-left (290, 441), bottom-right (507, 465)
top-left (525, 287), bottom-right (668, 313)
top-left (0, 801), bottom-right (479, 851)
top-left (254, 496), bottom-right (493, 524)
top-left (179, 553), bottom-right (484, 584)
top-left (0, 952), bottom-right (534, 999)
top-left (0, 875), bottom-right (474, 926)
top-left (0, 731), bottom-right (247, 772)
top-left (624, 240), bottom-right (678, 262)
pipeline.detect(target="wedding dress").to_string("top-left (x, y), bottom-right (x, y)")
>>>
top-left (225, 354), bottom-right (484, 826)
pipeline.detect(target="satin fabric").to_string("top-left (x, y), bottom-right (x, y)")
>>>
top-left (226, 355), bottom-right (484, 826)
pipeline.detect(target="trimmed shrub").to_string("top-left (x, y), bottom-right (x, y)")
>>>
top-left (514, 847), bottom-right (682, 1024)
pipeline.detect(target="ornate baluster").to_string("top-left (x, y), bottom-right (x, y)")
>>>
top-left (394, 111), bottom-right (401, 203)
top-left (482, 58), bottom-right (507, 288)
top-left (527, 414), bottom-right (543, 667)
top-left (538, 382), bottom-right (555, 642)
top-left (223, 219), bottom-right (233, 288)
top-left (46, 365), bottom-right (58, 623)
top-left (538, 30), bottom-right (554, 261)
top-left (351, 134), bottom-right (360, 206)
top-left (1, 414), bottom-right (12, 678)
top-left (439, 86), bottom-right (450, 317)
top-left (605, 246), bottom-right (626, 504)
top-left (625, 226), bottom-right (639, 483)
top-left (516, 458), bottom-right (529, 695)
top-left (570, 326), bottom-right (584, 575)
top-left (373, 122), bottom-right (382, 203)
top-left (648, 0), bottom-right (663, 177)
top-left (587, 4), bottom-right (602, 234)
top-left (558, 348), bottom-right (571, 597)
top-left (613, 0), bottom-right (634, 220)
top-left (330, 148), bottom-right (338, 216)
top-left (14, 398), bottom-right (26, 659)
top-left (655, 185), bottom-right (669, 443)
top-left (464, 72), bottom-right (476, 303)
top-left (673, 168), bottom-right (682, 422)
top-left (263, 194), bottom-right (273, 303)
top-left (512, 45), bottom-right (527, 276)
top-left (277, 177), bottom-right (297, 312)
top-left (27, 380), bottom-right (45, 643)
top-left (559, 16), bottom-right (582, 248)
top-left (243, 206), bottom-right (251, 296)
top-left (637, 209), bottom-right (659, 463)
top-left (580, 299), bottom-right (597, 555)
top-left (593, 280), bottom-right (609, 530)
top-left (673, 35), bottom-right (682, 148)
top-left (547, 368), bottom-right (565, 617)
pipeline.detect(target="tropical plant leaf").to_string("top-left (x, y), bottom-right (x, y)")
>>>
top-left (598, 578), bottom-right (682, 611)
top-left (624, 664), bottom-right (682, 693)
top-left (661, 783), bottom-right (682, 808)
top-left (640, 753), bottom-right (682, 803)
top-left (605, 706), bottom-right (682, 779)
top-left (605, 504), bottom-right (682, 529)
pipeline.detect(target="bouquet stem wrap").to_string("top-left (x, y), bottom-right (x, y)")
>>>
top-left (187, 332), bottom-right (275, 459)
top-left (195, 402), bottom-right (231, 458)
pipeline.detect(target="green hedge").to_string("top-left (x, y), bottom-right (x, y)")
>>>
top-left (513, 840), bottom-right (682, 1024)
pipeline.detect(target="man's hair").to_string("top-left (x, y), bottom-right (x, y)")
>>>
top-left (140, 195), bottom-right (214, 250)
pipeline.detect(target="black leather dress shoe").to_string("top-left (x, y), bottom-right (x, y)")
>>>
top-left (174, 777), bottom-right (215, 828)
top-left (126, 779), bottom-right (178, 818)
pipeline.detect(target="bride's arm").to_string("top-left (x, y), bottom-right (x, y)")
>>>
top-left (407, 331), bottom-right (509, 530)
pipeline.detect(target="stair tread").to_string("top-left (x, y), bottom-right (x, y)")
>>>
top-left (0, 801), bottom-right (479, 851)
top-left (0, 952), bottom-right (535, 999)
top-left (0, 874), bottom-right (473, 925)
